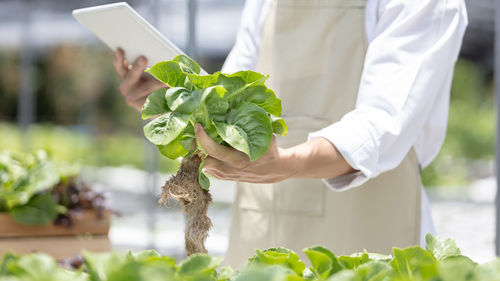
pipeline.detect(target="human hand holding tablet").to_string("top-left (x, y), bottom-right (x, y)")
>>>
top-left (72, 2), bottom-right (206, 110)
top-left (111, 48), bottom-right (165, 110)
top-left (73, 2), bottom-right (204, 70)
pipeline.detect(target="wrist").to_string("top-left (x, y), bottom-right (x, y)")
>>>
top-left (275, 147), bottom-right (302, 180)
top-left (275, 138), bottom-right (356, 180)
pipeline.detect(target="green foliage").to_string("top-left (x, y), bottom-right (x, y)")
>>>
top-left (144, 113), bottom-right (191, 146)
top-left (390, 246), bottom-right (438, 280)
top-left (216, 266), bottom-right (233, 281)
top-left (0, 123), bottom-right (179, 174)
top-left (0, 150), bottom-right (59, 210)
top-left (337, 252), bottom-right (372, 270)
top-left (438, 256), bottom-right (477, 281)
top-left (247, 248), bottom-right (306, 276)
top-left (0, 150), bottom-right (104, 226)
top-left (9, 193), bottom-right (58, 225)
top-left (0, 150), bottom-right (62, 225)
top-left (212, 102), bottom-right (273, 161)
top-left (235, 266), bottom-right (298, 281)
top-left (0, 252), bottom-right (87, 281)
top-left (82, 251), bottom-right (125, 281)
top-left (272, 117), bottom-right (288, 136)
top-left (141, 89), bottom-right (170, 120)
top-left (177, 254), bottom-right (222, 281)
top-left (0, 234), bottom-right (499, 281)
top-left (425, 233), bottom-right (461, 261)
top-left (82, 250), bottom-right (222, 281)
top-left (476, 258), bottom-right (500, 281)
top-left (142, 55), bottom-right (287, 189)
top-left (329, 261), bottom-right (392, 281)
top-left (304, 246), bottom-right (343, 279)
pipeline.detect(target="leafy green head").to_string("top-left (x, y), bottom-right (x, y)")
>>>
top-left (142, 55), bottom-right (287, 189)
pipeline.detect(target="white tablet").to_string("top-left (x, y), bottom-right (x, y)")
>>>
top-left (73, 2), bottom-right (206, 73)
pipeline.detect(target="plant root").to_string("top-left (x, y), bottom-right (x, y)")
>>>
top-left (159, 156), bottom-right (213, 255)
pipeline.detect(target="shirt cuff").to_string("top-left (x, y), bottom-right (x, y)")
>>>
top-left (308, 118), bottom-right (379, 191)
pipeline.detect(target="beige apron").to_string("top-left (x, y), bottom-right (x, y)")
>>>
top-left (224, 0), bottom-right (421, 267)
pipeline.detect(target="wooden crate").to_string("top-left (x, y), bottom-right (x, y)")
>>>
top-left (0, 210), bottom-right (110, 238)
top-left (0, 210), bottom-right (111, 259)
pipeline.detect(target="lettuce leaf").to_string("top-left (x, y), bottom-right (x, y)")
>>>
top-left (9, 193), bottom-right (57, 225)
top-left (247, 248), bottom-right (305, 276)
top-left (425, 233), bottom-right (461, 261)
top-left (304, 246), bottom-right (343, 279)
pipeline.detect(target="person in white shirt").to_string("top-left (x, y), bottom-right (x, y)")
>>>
top-left (113, 0), bottom-right (467, 267)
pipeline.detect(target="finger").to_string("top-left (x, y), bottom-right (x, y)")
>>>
top-left (204, 167), bottom-right (241, 182)
top-left (195, 124), bottom-right (234, 162)
top-left (203, 168), bottom-right (223, 180)
top-left (195, 124), bottom-right (250, 166)
top-left (203, 156), bottom-right (235, 176)
top-left (204, 157), bottom-right (248, 181)
top-left (127, 96), bottom-right (147, 111)
top-left (202, 163), bottom-right (231, 180)
top-left (126, 78), bottom-right (167, 110)
top-left (120, 56), bottom-right (148, 95)
top-left (113, 48), bottom-right (128, 79)
top-left (126, 77), bottom-right (165, 105)
top-left (203, 156), bottom-right (222, 169)
top-left (124, 59), bottom-right (131, 70)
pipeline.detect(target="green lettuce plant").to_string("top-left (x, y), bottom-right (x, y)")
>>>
top-left (141, 55), bottom-right (287, 255)
top-left (0, 151), bottom-right (61, 225)
top-left (1, 234), bottom-right (499, 281)
top-left (0, 150), bottom-right (103, 226)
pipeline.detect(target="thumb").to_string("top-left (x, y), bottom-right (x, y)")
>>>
top-left (194, 123), bottom-right (231, 161)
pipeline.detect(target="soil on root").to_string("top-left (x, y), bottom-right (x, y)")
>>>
top-left (159, 156), bottom-right (213, 255)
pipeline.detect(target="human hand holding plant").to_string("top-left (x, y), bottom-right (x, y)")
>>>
top-left (196, 122), bottom-right (355, 183)
top-left (195, 123), bottom-right (290, 183)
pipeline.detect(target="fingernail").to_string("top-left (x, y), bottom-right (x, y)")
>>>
top-left (139, 57), bottom-right (147, 66)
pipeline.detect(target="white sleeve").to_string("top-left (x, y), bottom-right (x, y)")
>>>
top-left (221, 0), bottom-right (271, 73)
top-left (308, 0), bottom-right (468, 191)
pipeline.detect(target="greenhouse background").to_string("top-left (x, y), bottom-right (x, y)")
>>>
top-left (0, 0), bottom-right (498, 263)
